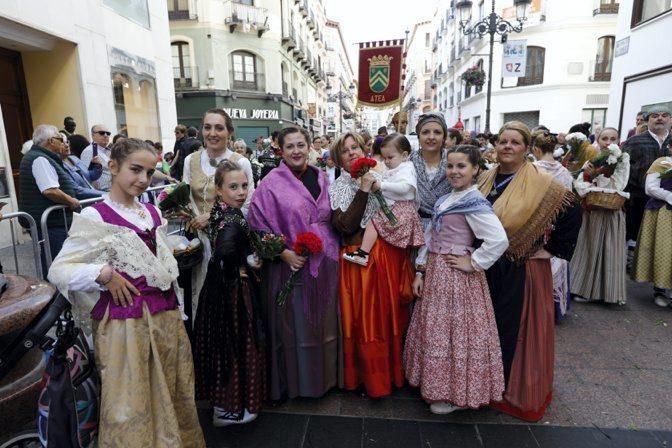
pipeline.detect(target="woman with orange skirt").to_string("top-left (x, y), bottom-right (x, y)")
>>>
top-left (329, 132), bottom-right (414, 398)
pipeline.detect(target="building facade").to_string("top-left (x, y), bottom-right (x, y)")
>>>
top-left (0, 0), bottom-right (176, 247)
top-left (169, 0), bottom-right (330, 146)
top-left (402, 21), bottom-right (434, 135)
top-left (606, 0), bottom-right (672, 140)
top-left (323, 19), bottom-right (357, 136)
top-left (431, 0), bottom-right (618, 134)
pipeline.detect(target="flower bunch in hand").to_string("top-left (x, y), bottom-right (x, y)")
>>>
top-left (158, 182), bottom-right (194, 219)
top-left (252, 231), bottom-right (287, 261)
top-left (585, 144), bottom-right (625, 180)
top-left (276, 231), bottom-right (323, 306)
top-left (350, 157), bottom-right (398, 225)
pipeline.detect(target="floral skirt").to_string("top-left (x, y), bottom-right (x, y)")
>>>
top-left (632, 207), bottom-right (672, 289)
top-left (404, 253), bottom-right (504, 408)
top-left (93, 305), bottom-right (205, 448)
top-left (372, 200), bottom-right (425, 249)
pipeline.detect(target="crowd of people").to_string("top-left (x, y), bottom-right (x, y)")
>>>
top-left (14, 103), bottom-right (671, 446)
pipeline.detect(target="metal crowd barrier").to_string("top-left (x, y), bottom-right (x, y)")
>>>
top-left (40, 184), bottom-right (176, 271)
top-left (0, 211), bottom-right (43, 279)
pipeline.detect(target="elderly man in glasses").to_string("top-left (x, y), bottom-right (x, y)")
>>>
top-left (19, 124), bottom-right (81, 270)
top-left (80, 124), bottom-right (113, 190)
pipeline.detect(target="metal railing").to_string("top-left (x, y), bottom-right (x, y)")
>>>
top-left (223, 0), bottom-right (269, 28)
top-left (230, 70), bottom-right (266, 92)
top-left (590, 60), bottom-right (612, 82)
top-left (40, 184), bottom-right (171, 271)
top-left (593, 2), bottom-right (619, 15)
top-left (173, 65), bottom-right (198, 89)
top-left (0, 212), bottom-right (43, 279)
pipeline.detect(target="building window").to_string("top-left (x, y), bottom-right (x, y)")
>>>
top-left (632, 0), bottom-right (671, 27)
top-left (231, 51), bottom-right (264, 91)
top-left (592, 36), bottom-right (614, 82)
top-left (168, 0), bottom-right (190, 19)
top-left (172, 41), bottom-right (194, 88)
top-left (517, 46), bottom-right (545, 87)
top-left (449, 82), bottom-right (454, 107)
top-left (425, 33), bottom-right (430, 47)
top-left (438, 92), bottom-right (443, 111)
top-left (594, 0), bottom-right (620, 15)
top-left (582, 108), bottom-right (607, 130)
top-left (111, 71), bottom-right (160, 141)
top-left (103, 0), bottom-right (150, 28)
top-left (443, 87), bottom-right (448, 109)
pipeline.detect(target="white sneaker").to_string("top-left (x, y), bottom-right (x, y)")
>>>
top-left (429, 402), bottom-right (465, 415)
top-left (654, 294), bottom-right (672, 308)
top-left (213, 408), bottom-right (258, 427)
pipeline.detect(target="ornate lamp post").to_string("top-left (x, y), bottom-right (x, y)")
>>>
top-left (455, 0), bottom-right (531, 133)
top-left (326, 81), bottom-right (356, 134)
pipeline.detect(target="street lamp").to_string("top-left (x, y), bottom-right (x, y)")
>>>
top-left (456, 0), bottom-right (531, 133)
top-left (326, 81), bottom-right (356, 134)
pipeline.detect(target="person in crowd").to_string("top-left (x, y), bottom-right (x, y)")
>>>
top-left (80, 124), bottom-right (112, 191)
top-left (112, 133), bottom-right (125, 145)
top-left (254, 136), bottom-right (265, 158)
top-left (570, 127), bottom-right (630, 305)
top-left (360, 131), bottom-right (373, 155)
top-left (60, 116), bottom-right (76, 137)
top-left (391, 111), bottom-right (409, 134)
top-left (307, 136), bottom-right (324, 166)
top-left (193, 160), bottom-right (265, 426)
top-left (329, 132), bottom-right (414, 398)
top-left (631, 152), bottom-right (672, 307)
top-left (343, 134), bottom-right (424, 266)
top-left (627, 112), bottom-right (645, 139)
top-left (170, 124), bottom-right (188, 179)
top-left (410, 113), bottom-right (453, 229)
top-left (532, 130), bottom-right (574, 319)
top-left (47, 138), bottom-right (205, 447)
top-left (183, 126), bottom-right (202, 154)
top-left (446, 128), bottom-right (464, 149)
top-left (370, 136), bottom-right (385, 165)
top-left (233, 138), bottom-right (248, 157)
top-left (19, 125), bottom-right (80, 270)
top-left (569, 122), bottom-right (592, 140)
top-left (478, 121), bottom-right (582, 422)
top-left (622, 106), bottom-right (672, 259)
top-left (58, 132), bottom-right (105, 199)
top-left (377, 126), bottom-right (389, 137)
top-left (323, 150), bottom-right (340, 184)
top-left (405, 145), bottom-right (508, 414)
top-left (270, 130), bottom-right (281, 155)
top-left (248, 126), bottom-right (339, 400)
top-left (183, 109), bottom-right (255, 313)
top-left (67, 134), bottom-right (90, 158)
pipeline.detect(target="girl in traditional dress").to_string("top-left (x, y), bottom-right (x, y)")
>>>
top-left (343, 134), bottom-right (424, 266)
top-left (48, 138), bottom-right (205, 447)
top-left (570, 127), bottom-right (630, 305)
top-left (478, 121), bottom-right (582, 422)
top-left (532, 130), bottom-right (574, 320)
top-left (632, 155), bottom-right (672, 308)
top-left (193, 160), bottom-right (265, 426)
top-left (404, 145), bottom-right (508, 414)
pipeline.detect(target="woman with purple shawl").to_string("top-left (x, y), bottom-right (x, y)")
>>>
top-left (247, 127), bottom-right (339, 400)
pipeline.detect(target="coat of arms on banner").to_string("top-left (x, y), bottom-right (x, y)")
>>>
top-left (368, 55), bottom-right (392, 94)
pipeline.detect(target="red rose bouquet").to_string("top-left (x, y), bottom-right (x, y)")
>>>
top-left (350, 157), bottom-right (398, 225)
top-left (276, 231), bottom-right (323, 306)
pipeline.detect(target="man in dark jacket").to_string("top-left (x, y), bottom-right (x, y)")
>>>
top-left (622, 105), bottom-right (672, 250)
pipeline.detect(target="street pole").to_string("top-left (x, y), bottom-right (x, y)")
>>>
top-left (339, 87), bottom-right (343, 134)
top-left (485, 2), bottom-right (496, 134)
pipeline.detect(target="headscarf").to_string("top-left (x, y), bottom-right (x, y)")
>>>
top-left (415, 112), bottom-right (448, 138)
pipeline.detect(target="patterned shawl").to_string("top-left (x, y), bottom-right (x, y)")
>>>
top-left (409, 148), bottom-right (452, 216)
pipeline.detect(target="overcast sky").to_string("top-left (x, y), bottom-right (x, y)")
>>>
top-left (324, 0), bottom-right (437, 73)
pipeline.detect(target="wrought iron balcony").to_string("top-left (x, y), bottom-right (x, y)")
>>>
top-left (173, 66), bottom-right (198, 90)
top-left (168, 0), bottom-right (192, 20)
top-left (230, 70), bottom-right (265, 92)
top-left (294, 38), bottom-right (306, 61)
top-left (593, 2), bottom-right (619, 15)
top-left (223, 1), bottom-right (269, 37)
top-left (590, 60), bottom-right (612, 82)
top-left (282, 23), bottom-right (297, 50)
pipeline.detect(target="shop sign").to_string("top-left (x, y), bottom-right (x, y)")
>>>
top-left (223, 108), bottom-right (280, 120)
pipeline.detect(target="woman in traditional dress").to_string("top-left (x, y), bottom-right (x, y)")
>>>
top-left (247, 126), bottom-right (339, 400)
top-left (48, 139), bottom-right (205, 447)
top-left (631, 155), bottom-right (672, 308)
top-left (405, 145), bottom-right (508, 414)
top-left (409, 113), bottom-right (453, 229)
top-left (183, 109), bottom-right (256, 320)
top-left (532, 130), bottom-right (574, 320)
top-left (193, 160), bottom-right (265, 426)
top-left (570, 127), bottom-right (630, 305)
top-left (478, 121), bottom-right (582, 422)
top-left (329, 132), bottom-right (414, 397)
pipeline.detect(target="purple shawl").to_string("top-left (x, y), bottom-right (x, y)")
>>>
top-left (247, 161), bottom-right (339, 277)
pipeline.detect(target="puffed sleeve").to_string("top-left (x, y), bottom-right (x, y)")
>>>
top-left (466, 212), bottom-right (509, 271)
top-left (213, 222), bottom-right (250, 279)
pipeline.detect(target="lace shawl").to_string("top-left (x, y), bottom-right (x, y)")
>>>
top-left (328, 170), bottom-right (381, 228)
top-left (48, 213), bottom-right (179, 334)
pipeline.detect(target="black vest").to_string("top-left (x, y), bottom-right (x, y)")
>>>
top-left (19, 145), bottom-right (77, 228)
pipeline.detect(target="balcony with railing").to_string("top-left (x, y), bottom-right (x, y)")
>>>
top-left (294, 37), bottom-right (306, 61)
top-left (590, 59), bottom-right (612, 82)
top-left (299, 0), bottom-right (308, 17)
top-left (230, 70), bottom-right (265, 92)
top-left (307, 11), bottom-right (315, 29)
top-left (168, 0), bottom-right (192, 20)
top-left (593, 1), bottom-right (619, 15)
top-left (282, 23), bottom-right (297, 50)
top-left (173, 66), bottom-right (198, 90)
top-left (223, 1), bottom-right (269, 37)
top-left (304, 49), bottom-right (313, 69)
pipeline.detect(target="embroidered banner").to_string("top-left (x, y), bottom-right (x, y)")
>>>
top-left (357, 40), bottom-right (405, 108)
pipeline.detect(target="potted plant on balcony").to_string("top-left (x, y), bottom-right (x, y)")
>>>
top-left (461, 65), bottom-right (486, 88)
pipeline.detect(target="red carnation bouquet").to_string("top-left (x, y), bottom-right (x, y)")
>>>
top-left (350, 157), bottom-right (398, 225)
top-left (276, 231), bottom-right (323, 306)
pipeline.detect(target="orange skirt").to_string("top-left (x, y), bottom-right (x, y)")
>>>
top-left (491, 259), bottom-right (555, 422)
top-left (339, 239), bottom-right (414, 397)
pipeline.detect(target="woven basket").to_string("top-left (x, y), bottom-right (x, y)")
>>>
top-left (174, 243), bottom-right (203, 270)
top-left (584, 191), bottom-right (626, 210)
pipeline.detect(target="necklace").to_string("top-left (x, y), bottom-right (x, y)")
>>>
top-left (107, 197), bottom-right (148, 220)
top-left (490, 173), bottom-right (516, 197)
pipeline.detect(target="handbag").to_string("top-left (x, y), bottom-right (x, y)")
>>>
top-left (37, 311), bottom-right (100, 447)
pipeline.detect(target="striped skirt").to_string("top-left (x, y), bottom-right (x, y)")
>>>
top-left (569, 209), bottom-right (627, 304)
